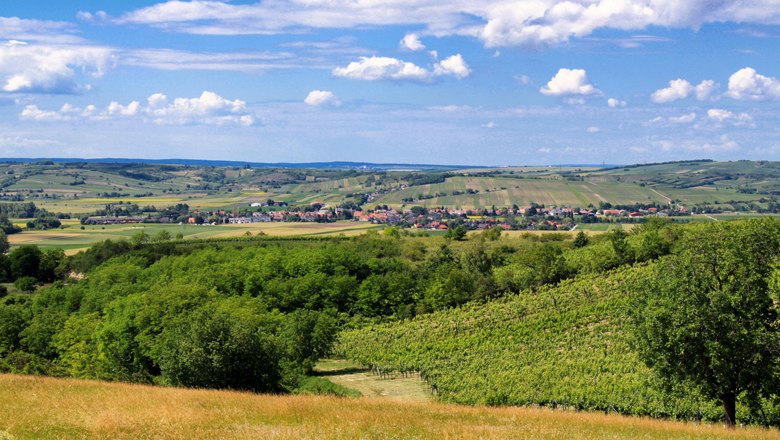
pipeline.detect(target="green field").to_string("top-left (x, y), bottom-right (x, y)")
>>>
top-left (7, 221), bottom-right (383, 253)
top-left (370, 174), bottom-right (769, 209)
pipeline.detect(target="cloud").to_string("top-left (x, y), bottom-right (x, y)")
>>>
top-left (108, 100), bottom-right (141, 116)
top-left (113, 1), bottom-right (780, 48)
top-left (433, 54), bottom-right (471, 79)
top-left (586, 126), bottom-right (600, 133)
top-left (0, 17), bottom-right (83, 44)
top-left (333, 54), bottom-right (470, 82)
top-left (669, 112), bottom-right (697, 124)
top-left (427, 105), bottom-right (472, 112)
top-left (121, 48), bottom-right (307, 73)
top-left (654, 135), bottom-right (740, 153)
top-left (540, 68), bottom-right (599, 96)
top-left (646, 112), bottom-right (697, 125)
top-left (706, 108), bottom-right (755, 127)
top-left (651, 78), bottom-right (718, 103)
top-left (304, 90), bottom-right (341, 107)
top-left (147, 91), bottom-right (254, 125)
top-left (333, 56), bottom-right (428, 81)
top-left (607, 98), bottom-right (626, 107)
top-left (650, 79), bottom-right (694, 103)
top-left (19, 91), bottom-right (256, 126)
top-left (0, 40), bottom-right (113, 94)
top-left (400, 33), bottom-right (425, 51)
top-left (19, 104), bottom-right (65, 121)
top-left (726, 67), bottom-right (780, 100)
top-left (695, 80), bottom-right (719, 101)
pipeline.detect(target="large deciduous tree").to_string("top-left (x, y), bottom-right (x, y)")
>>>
top-left (630, 219), bottom-right (780, 426)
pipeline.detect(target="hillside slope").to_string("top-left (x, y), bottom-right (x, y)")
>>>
top-left (0, 374), bottom-right (775, 439)
top-left (336, 263), bottom-right (779, 424)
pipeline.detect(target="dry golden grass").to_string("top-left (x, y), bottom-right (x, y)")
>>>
top-left (1, 374), bottom-right (778, 439)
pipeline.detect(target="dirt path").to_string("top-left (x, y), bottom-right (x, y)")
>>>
top-left (648, 187), bottom-right (672, 204)
top-left (581, 184), bottom-right (607, 203)
top-left (314, 359), bottom-right (432, 403)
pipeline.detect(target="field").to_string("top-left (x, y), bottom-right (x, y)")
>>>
top-left (0, 374), bottom-right (776, 439)
top-left (6, 220), bottom-right (383, 253)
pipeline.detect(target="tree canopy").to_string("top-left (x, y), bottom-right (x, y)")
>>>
top-left (630, 219), bottom-right (780, 426)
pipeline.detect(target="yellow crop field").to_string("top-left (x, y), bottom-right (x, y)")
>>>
top-left (6, 222), bottom-right (384, 253)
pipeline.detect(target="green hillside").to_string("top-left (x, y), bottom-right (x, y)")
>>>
top-left (336, 219), bottom-right (780, 425)
top-left (1, 160), bottom-right (778, 215)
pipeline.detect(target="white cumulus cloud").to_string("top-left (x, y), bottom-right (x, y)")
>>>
top-left (304, 90), bottom-right (341, 107)
top-left (651, 79), bottom-right (693, 103)
top-left (607, 98), bottom-right (626, 107)
top-left (333, 56), bottom-right (429, 81)
top-left (333, 54), bottom-right (470, 82)
top-left (0, 40), bottom-right (113, 94)
top-left (651, 78), bottom-right (718, 103)
top-left (433, 54), bottom-right (471, 79)
top-left (540, 68), bottom-right (599, 96)
top-left (726, 67), bottom-right (780, 101)
top-left (695, 80), bottom-right (719, 101)
top-left (20, 104), bottom-right (65, 121)
top-left (19, 91), bottom-right (255, 126)
top-left (706, 108), bottom-right (755, 127)
top-left (400, 33), bottom-right (425, 51)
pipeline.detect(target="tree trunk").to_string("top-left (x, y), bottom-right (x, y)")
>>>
top-left (722, 393), bottom-right (736, 427)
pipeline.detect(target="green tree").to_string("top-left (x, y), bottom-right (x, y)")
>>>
top-left (481, 225), bottom-right (503, 241)
top-left (130, 231), bottom-right (150, 246)
top-left (383, 226), bottom-right (401, 238)
top-left (444, 225), bottom-right (467, 241)
top-left (156, 298), bottom-right (284, 392)
top-left (572, 230), bottom-right (589, 248)
top-left (10, 245), bottom-right (42, 280)
top-left (629, 219), bottom-right (780, 426)
top-left (607, 229), bottom-right (632, 265)
top-left (153, 230), bottom-right (172, 242)
top-left (14, 276), bottom-right (37, 293)
top-left (0, 230), bottom-right (9, 254)
top-left (38, 248), bottom-right (65, 282)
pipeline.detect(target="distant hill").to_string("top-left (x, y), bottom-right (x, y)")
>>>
top-left (0, 157), bottom-right (472, 171)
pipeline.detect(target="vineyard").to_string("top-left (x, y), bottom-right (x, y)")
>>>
top-left (336, 260), bottom-right (780, 424)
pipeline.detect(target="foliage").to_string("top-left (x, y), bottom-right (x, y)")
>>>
top-left (14, 277), bottom-right (37, 293)
top-left (444, 225), bottom-right (467, 241)
top-left (572, 230), bottom-right (589, 248)
top-left (629, 219), bottom-right (780, 425)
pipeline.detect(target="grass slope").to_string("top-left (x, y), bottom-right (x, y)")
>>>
top-left (0, 374), bottom-right (775, 439)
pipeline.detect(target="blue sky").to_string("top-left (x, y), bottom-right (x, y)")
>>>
top-left (2, 1), bottom-right (780, 165)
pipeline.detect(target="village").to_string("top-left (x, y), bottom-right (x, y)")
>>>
top-left (82, 201), bottom-right (689, 231)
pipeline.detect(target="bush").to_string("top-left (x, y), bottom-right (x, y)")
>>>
top-left (14, 276), bottom-right (37, 293)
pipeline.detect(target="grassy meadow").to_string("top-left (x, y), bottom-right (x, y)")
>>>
top-left (0, 374), bottom-right (777, 440)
